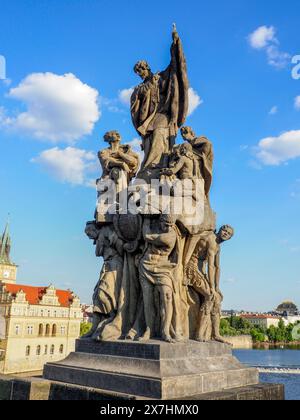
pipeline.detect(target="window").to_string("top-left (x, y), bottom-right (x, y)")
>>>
top-left (41, 310), bottom-right (44, 317)
top-left (45, 324), bottom-right (50, 336)
top-left (54, 311), bottom-right (57, 317)
top-left (25, 346), bottom-right (30, 357)
top-left (52, 324), bottom-right (57, 337)
top-left (59, 345), bottom-right (64, 354)
top-left (50, 345), bottom-right (55, 355)
top-left (61, 326), bottom-right (66, 335)
top-left (38, 324), bottom-right (43, 336)
top-left (27, 326), bottom-right (33, 335)
top-left (44, 345), bottom-right (48, 355)
top-left (36, 345), bottom-right (41, 356)
top-left (15, 325), bottom-right (20, 336)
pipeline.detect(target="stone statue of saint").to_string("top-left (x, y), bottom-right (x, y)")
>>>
top-left (84, 28), bottom-right (235, 349)
top-left (186, 225), bottom-right (234, 342)
top-left (162, 143), bottom-right (195, 180)
top-left (84, 221), bottom-right (125, 340)
top-left (177, 126), bottom-right (216, 262)
top-left (138, 214), bottom-right (182, 343)
top-left (131, 25), bottom-right (189, 181)
top-left (98, 130), bottom-right (140, 183)
top-left (97, 131), bottom-right (140, 221)
top-left (180, 126), bottom-right (214, 197)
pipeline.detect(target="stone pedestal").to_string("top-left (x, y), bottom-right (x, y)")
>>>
top-left (43, 339), bottom-right (259, 400)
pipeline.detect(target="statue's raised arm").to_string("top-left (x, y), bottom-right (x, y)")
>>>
top-left (131, 25), bottom-right (189, 182)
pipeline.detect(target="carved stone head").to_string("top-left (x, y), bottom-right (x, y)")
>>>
top-left (179, 142), bottom-right (194, 159)
top-left (181, 126), bottom-right (196, 142)
top-left (103, 130), bottom-right (121, 144)
top-left (85, 222), bottom-right (100, 242)
top-left (218, 225), bottom-right (234, 243)
top-left (134, 60), bottom-right (152, 81)
top-left (160, 213), bottom-right (176, 233)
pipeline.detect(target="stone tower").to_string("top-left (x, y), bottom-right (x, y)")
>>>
top-left (0, 222), bottom-right (17, 284)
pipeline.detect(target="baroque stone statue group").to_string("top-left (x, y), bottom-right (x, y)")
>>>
top-left (85, 26), bottom-right (234, 344)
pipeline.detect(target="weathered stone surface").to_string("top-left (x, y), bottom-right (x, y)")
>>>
top-left (84, 26), bottom-right (236, 346)
top-left (0, 375), bottom-right (13, 400)
top-left (181, 383), bottom-right (285, 401)
top-left (44, 339), bottom-right (259, 400)
top-left (0, 376), bottom-right (284, 400)
top-left (1, 377), bottom-right (51, 401)
top-left (226, 335), bottom-right (253, 349)
top-left (76, 338), bottom-right (232, 359)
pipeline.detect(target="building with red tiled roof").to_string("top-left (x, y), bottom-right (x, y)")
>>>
top-left (3, 284), bottom-right (74, 307)
top-left (240, 313), bottom-right (280, 329)
top-left (0, 222), bottom-right (83, 375)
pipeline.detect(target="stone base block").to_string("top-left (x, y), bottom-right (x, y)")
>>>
top-left (43, 339), bottom-right (259, 400)
top-left (0, 376), bottom-right (284, 400)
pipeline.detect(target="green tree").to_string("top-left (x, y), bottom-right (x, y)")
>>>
top-left (250, 329), bottom-right (265, 343)
top-left (220, 318), bottom-right (239, 337)
top-left (267, 325), bottom-right (278, 342)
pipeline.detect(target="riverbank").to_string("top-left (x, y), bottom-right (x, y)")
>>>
top-left (253, 342), bottom-right (300, 350)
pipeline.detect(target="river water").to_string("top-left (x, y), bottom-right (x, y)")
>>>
top-left (233, 350), bottom-right (300, 400)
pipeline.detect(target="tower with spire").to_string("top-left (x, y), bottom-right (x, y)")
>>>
top-left (0, 220), bottom-right (18, 284)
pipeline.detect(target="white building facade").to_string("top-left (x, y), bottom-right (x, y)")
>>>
top-left (0, 283), bottom-right (82, 374)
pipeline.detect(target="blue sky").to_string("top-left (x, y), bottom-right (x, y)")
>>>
top-left (0, 0), bottom-right (300, 311)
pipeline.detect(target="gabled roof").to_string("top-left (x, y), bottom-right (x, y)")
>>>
top-left (3, 283), bottom-right (74, 307)
top-left (240, 314), bottom-right (280, 320)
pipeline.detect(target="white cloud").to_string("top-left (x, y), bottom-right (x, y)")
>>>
top-left (1, 78), bottom-right (12, 87)
top-left (248, 26), bottom-right (290, 68)
top-left (126, 137), bottom-right (143, 163)
top-left (289, 246), bottom-right (300, 253)
top-left (118, 87), bottom-right (134, 106)
top-left (6, 73), bottom-right (100, 142)
top-left (101, 96), bottom-right (125, 114)
top-left (266, 45), bottom-right (290, 69)
top-left (248, 26), bottom-right (277, 50)
top-left (295, 96), bottom-right (300, 110)
top-left (31, 147), bottom-right (97, 186)
top-left (290, 179), bottom-right (300, 199)
top-left (269, 106), bottom-right (278, 115)
top-left (256, 130), bottom-right (300, 165)
top-left (188, 87), bottom-right (203, 116)
top-left (0, 106), bottom-right (12, 126)
top-left (127, 137), bottom-right (142, 151)
top-left (240, 145), bottom-right (249, 151)
top-left (224, 277), bottom-right (237, 284)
